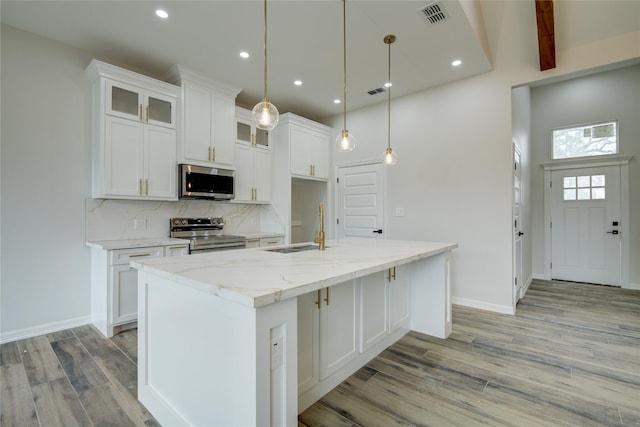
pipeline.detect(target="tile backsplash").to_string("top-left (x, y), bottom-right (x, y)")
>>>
top-left (86, 198), bottom-right (284, 241)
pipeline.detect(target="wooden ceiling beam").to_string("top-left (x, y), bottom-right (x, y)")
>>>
top-left (535, 0), bottom-right (556, 71)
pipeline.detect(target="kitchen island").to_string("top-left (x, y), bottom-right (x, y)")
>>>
top-left (131, 238), bottom-right (457, 427)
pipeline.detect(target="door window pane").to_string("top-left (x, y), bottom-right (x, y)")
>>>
top-left (562, 174), bottom-right (607, 201)
top-left (592, 188), bottom-right (605, 199)
top-left (577, 176), bottom-right (590, 188)
top-left (564, 189), bottom-right (576, 200)
top-left (577, 189), bottom-right (591, 200)
top-left (591, 175), bottom-right (605, 186)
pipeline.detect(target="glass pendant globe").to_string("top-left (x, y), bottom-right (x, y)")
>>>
top-left (252, 99), bottom-right (279, 131)
top-left (336, 129), bottom-right (356, 152)
top-left (382, 147), bottom-right (398, 165)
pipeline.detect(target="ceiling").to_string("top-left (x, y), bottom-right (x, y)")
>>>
top-left (0, 0), bottom-right (493, 122)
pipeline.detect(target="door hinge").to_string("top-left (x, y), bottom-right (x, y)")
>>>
top-left (550, 262), bottom-right (552, 269)
top-left (336, 218), bottom-right (339, 224)
top-left (336, 177), bottom-right (340, 184)
top-left (550, 221), bottom-right (552, 229)
top-left (515, 277), bottom-right (518, 286)
top-left (514, 162), bottom-right (517, 170)
top-left (550, 181), bottom-right (552, 188)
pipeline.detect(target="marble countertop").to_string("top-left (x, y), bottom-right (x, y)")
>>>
top-left (241, 232), bottom-right (285, 240)
top-left (131, 238), bottom-right (457, 308)
top-left (86, 238), bottom-right (190, 250)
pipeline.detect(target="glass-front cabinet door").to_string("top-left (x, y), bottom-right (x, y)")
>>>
top-left (236, 106), bottom-right (269, 148)
top-left (106, 79), bottom-right (175, 129)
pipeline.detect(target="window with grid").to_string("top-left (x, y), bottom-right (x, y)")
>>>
top-left (563, 175), bottom-right (606, 201)
top-left (552, 121), bottom-right (618, 160)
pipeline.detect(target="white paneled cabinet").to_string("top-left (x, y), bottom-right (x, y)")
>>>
top-left (298, 266), bottom-right (413, 407)
top-left (290, 125), bottom-right (330, 179)
top-left (166, 65), bottom-right (241, 168)
top-left (298, 281), bottom-right (358, 393)
top-left (86, 60), bottom-right (179, 201)
top-left (388, 265), bottom-right (412, 333)
top-left (89, 242), bottom-right (188, 338)
top-left (234, 108), bottom-right (272, 203)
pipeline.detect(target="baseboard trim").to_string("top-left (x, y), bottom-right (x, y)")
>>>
top-left (0, 315), bottom-right (91, 344)
top-left (531, 273), bottom-right (546, 280)
top-left (625, 282), bottom-right (640, 290)
top-left (521, 276), bottom-right (533, 297)
top-left (452, 297), bottom-right (514, 315)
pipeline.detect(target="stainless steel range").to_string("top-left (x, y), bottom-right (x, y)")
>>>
top-left (169, 217), bottom-right (246, 254)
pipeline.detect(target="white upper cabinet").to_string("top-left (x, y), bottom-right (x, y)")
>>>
top-left (272, 113), bottom-right (331, 181)
top-left (166, 65), bottom-right (241, 168)
top-left (86, 59), bottom-right (179, 200)
top-left (234, 107), bottom-right (272, 203)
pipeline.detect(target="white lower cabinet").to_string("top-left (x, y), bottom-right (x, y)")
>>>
top-left (360, 272), bottom-right (388, 353)
top-left (90, 242), bottom-right (189, 337)
top-left (298, 280), bottom-right (358, 394)
top-left (388, 264), bottom-right (412, 333)
top-left (298, 266), bottom-right (412, 409)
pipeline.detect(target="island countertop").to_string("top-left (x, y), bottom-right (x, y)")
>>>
top-left (131, 238), bottom-right (457, 308)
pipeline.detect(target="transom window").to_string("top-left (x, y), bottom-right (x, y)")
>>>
top-left (563, 175), bottom-right (606, 201)
top-left (552, 121), bottom-right (618, 160)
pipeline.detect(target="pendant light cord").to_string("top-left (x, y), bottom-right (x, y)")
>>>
top-left (387, 36), bottom-right (392, 150)
top-left (263, 0), bottom-right (268, 101)
top-left (343, 0), bottom-right (347, 131)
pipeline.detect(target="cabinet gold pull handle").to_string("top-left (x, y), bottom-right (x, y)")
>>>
top-left (146, 105), bottom-right (149, 122)
top-left (392, 266), bottom-right (396, 281)
top-left (315, 290), bottom-right (321, 309)
top-left (145, 179), bottom-right (149, 195)
top-left (129, 253), bottom-right (151, 258)
top-left (387, 268), bottom-right (391, 281)
top-left (324, 287), bottom-right (330, 306)
top-left (252, 134), bottom-right (256, 146)
top-left (138, 178), bottom-right (143, 195)
top-left (139, 104), bottom-right (143, 120)
top-left (167, 246), bottom-right (185, 250)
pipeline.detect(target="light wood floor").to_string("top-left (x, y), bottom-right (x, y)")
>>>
top-left (1, 280), bottom-right (639, 426)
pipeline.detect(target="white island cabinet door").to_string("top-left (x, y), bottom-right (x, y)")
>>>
top-left (297, 291), bottom-right (320, 394)
top-left (360, 272), bottom-right (388, 353)
top-left (112, 264), bottom-right (138, 324)
top-left (319, 280), bottom-right (359, 380)
top-left (389, 264), bottom-right (412, 333)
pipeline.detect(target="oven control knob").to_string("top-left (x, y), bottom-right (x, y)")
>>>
top-left (181, 220), bottom-right (188, 225)
top-left (173, 219), bottom-right (180, 225)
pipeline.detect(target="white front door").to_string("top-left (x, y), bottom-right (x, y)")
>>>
top-left (337, 163), bottom-right (384, 239)
top-left (551, 165), bottom-right (621, 285)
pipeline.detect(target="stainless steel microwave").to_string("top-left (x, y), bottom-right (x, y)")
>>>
top-left (178, 164), bottom-right (235, 200)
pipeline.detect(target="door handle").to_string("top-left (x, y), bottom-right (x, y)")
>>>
top-left (517, 231), bottom-right (524, 236)
top-left (606, 230), bottom-right (619, 235)
top-left (372, 229), bottom-right (383, 234)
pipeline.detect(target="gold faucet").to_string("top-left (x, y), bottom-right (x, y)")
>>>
top-left (314, 203), bottom-right (325, 251)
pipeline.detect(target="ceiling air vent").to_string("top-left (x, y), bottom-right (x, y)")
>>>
top-left (367, 87), bottom-right (386, 96)
top-left (420, 1), bottom-right (449, 25)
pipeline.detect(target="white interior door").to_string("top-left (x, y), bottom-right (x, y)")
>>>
top-left (513, 145), bottom-right (523, 304)
top-left (551, 165), bottom-right (621, 285)
top-left (337, 163), bottom-right (384, 239)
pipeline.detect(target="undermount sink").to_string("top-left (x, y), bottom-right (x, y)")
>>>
top-left (265, 244), bottom-right (328, 253)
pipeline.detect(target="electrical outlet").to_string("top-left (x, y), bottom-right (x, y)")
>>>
top-left (271, 336), bottom-right (283, 370)
top-left (134, 218), bottom-right (147, 230)
top-left (395, 208), bottom-right (405, 217)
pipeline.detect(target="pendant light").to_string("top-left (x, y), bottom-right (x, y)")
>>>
top-left (252, 0), bottom-right (279, 130)
top-left (336, 0), bottom-right (355, 152)
top-left (382, 34), bottom-right (397, 165)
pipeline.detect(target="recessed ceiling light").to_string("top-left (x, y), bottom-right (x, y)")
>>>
top-left (451, 59), bottom-right (462, 67)
top-left (155, 9), bottom-right (169, 19)
top-left (334, 99), bottom-right (341, 104)
top-left (239, 51), bottom-right (250, 59)
top-left (294, 80), bottom-right (302, 86)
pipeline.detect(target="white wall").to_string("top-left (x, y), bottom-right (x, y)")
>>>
top-left (328, 1), bottom-right (640, 313)
top-left (1, 25), bottom-right (93, 336)
top-left (530, 64), bottom-right (640, 287)
top-left (0, 24), bottom-right (284, 341)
